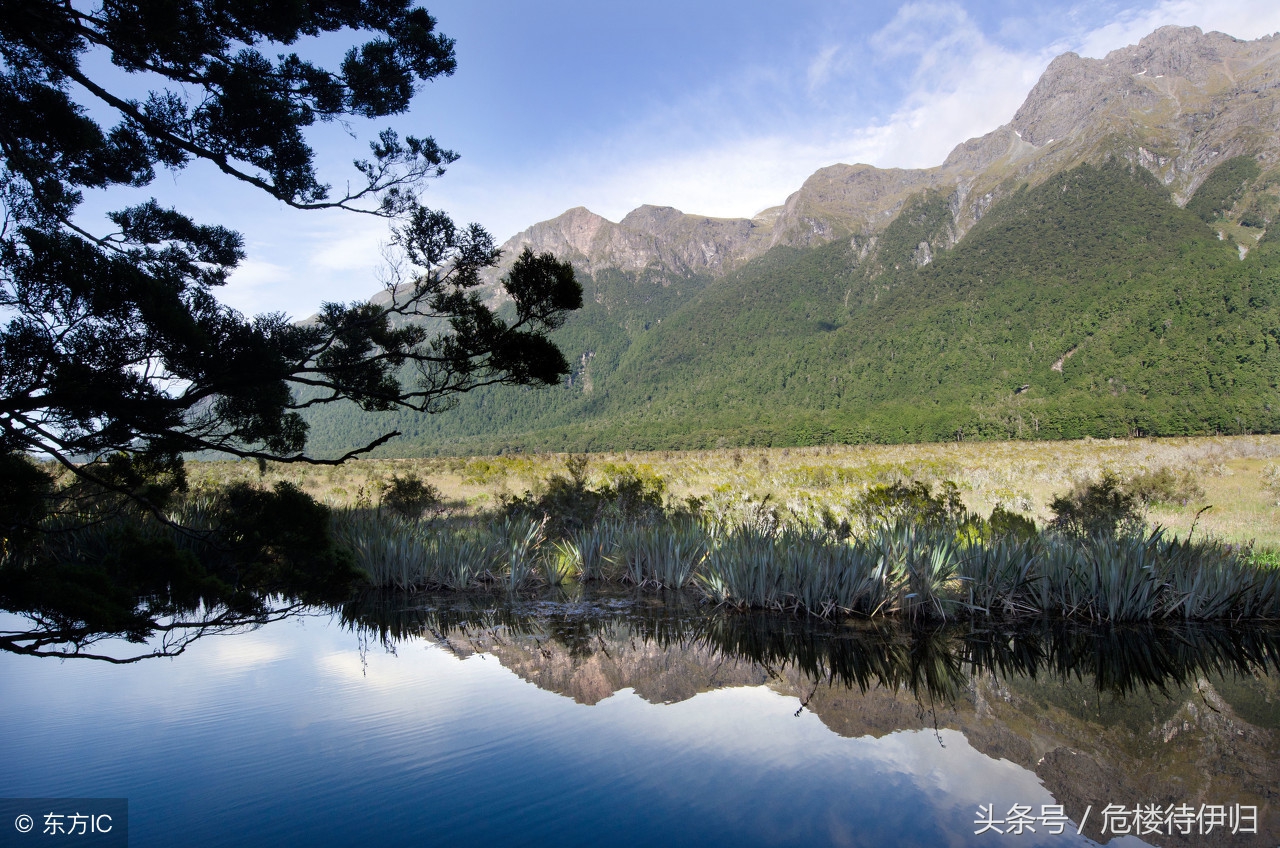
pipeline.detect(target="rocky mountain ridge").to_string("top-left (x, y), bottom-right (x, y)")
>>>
top-left (424, 621), bottom-right (1280, 846)
top-left (482, 25), bottom-right (1280, 285)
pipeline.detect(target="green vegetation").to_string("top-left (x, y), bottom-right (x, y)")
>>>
top-left (1, 1), bottom-right (583, 528)
top-left (379, 474), bottom-right (443, 519)
top-left (7, 439), bottom-right (1277, 660)
top-left (184, 434), bottom-right (1280, 546)
top-left (1186, 155), bottom-right (1262, 222)
top-left (331, 461), bottom-right (1279, 623)
top-left (0, 460), bottom-right (361, 659)
top-left (303, 158), bottom-right (1280, 455)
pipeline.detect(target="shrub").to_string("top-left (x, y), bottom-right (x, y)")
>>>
top-left (504, 459), bottom-right (666, 536)
top-left (1239, 210), bottom-right (1266, 228)
top-left (1126, 467), bottom-right (1203, 507)
top-left (214, 482), bottom-right (352, 577)
top-left (852, 480), bottom-right (964, 528)
top-left (1049, 473), bottom-right (1142, 538)
top-left (380, 473), bottom-right (442, 518)
top-left (0, 452), bottom-right (56, 554)
top-left (986, 506), bottom-right (1038, 541)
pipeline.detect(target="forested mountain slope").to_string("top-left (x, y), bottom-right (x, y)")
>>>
top-left (303, 158), bottom-right (1280, 456)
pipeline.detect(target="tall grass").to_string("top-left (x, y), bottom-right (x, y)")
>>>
top-left (571, 521), bottom-right (619, 581)
top-left (333, 510), bottom-right (492, 591)
top-left (491, 516), bottom-right (546, 591)
top-left (614, 521), bottom-right (709, 589)
top-left (337, 506), bottom-right (1279, 622)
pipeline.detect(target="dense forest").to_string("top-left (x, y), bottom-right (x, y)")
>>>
top-left (303, 158), bottom-right (1280, 456)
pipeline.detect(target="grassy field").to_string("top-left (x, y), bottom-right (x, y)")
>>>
top-left (187, 435), bottom-right (1280, 549)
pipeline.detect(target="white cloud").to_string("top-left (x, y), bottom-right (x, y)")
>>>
top-left (1072, 0), bottom-right (1280, 59)
top-left (520, 2), bottom-right (1045, 223)
top-left (223, 257), bottom-right (294, 315)
top-left (221, 215), bottom-right (394, 317)
top-left (304, 216), bottom-right (390, 275)
top-left (806, 45), bottom-right (843, 93)
top-left (848, 3), bottom-right (1050, 169)
top-left (503, 0), bottom-right (1280, 231)
top-left (253, 0), bottom-right (1280, 270)
top-left (871, 2), bottom-right (983, 73)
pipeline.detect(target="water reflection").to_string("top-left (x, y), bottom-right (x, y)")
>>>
top-left (3, 584), bottom-right (1277, 846)
top-left (343, 589), bottom-right (1280, 845)
top-left (343, 588), bottom-right (1280, 701)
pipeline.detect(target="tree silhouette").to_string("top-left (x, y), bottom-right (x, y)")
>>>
top-left (0, 0), bottom-right (581, 515)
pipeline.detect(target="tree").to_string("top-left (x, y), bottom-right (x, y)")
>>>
top-left (0, 0), bottom-right (582, 518)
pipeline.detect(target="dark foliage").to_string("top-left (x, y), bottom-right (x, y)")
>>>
top-left (502, 457), bottom-right (666, 535)
top-left (1125, 466), bottom-right (1204, 507)
top-left (1049, 472), bottom-right (1143, 538)
top-left (0, 1), bottom-right (581, 512)
top-left (1185, 155), bottom-right (1261, 222)
top-left (380, 472), bottom-right (441, 518)
top-left (852, 480), bottom-right (965, 527)
top-left (984, 506), bottom-right (1039, 541)
top-left (0, 475), bottom-right (362, 660)
top-left (0, 453), bottom-right (55, 552)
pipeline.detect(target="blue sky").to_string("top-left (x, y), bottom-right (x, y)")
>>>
top-left (77, 0), bottom-right (1280, 318)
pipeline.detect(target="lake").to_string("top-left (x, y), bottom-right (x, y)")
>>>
top-left (3, 590), bottom-right (1277, 847)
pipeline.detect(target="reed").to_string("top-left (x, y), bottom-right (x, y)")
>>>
top-left (491, 516), bottom-right (546, 591)
top-left (571, 520), bottom-right (620, 581)
top-left (611, 521), bottom-right (709, 589)
top-left (333, 510), bottom-right (433, 590)
top-left (337, 483), bottom-right (1276, 622)
top-left (542, 538), bottom-right (581, 586)
top-left (962, 537), bottom-right (1040, 617)
top-left (698, 525), bottom-right (780, 609)
top-left (432, 531), bottom-right (493, 591)
top-left (332, 510), bottom-right (494, 591)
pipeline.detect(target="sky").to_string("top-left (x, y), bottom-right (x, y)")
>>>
top-left (74, 0), bottom-right (1280, 319)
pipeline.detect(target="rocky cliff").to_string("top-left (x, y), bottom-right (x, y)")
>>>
top-left (480, 25), bottom-right (1280, 288)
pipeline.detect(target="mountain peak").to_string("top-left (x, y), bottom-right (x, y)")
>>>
top-left (619, 205), bottom-right (688, 233)
top-left (484, 26), bottom-right (1280, 286)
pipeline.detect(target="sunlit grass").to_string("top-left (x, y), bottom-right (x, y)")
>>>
top-left (188, 434), bottom-right (1280, 548)
top-left (188, 434), bottom-right (1280, 621)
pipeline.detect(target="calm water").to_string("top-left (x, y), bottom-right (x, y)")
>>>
top-left (3, 591), bottom-right (1277, 848)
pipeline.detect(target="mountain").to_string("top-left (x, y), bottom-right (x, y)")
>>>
top-left (303, 26), bottom-right (1280, 457)
top-left (487, 26), bottom-right (1280, 283)
top-left (416, 615), bottom-right (1280, 845)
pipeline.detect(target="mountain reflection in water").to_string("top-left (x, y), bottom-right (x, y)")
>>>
top-left (3, 588), bottom-right (1277, 847)
top-left (346, 590), bottom-right (1280, 846)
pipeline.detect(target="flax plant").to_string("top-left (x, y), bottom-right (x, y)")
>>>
top-left (333, 510), bottom-right (432, 590)
top-left (492, 516), bottom-right (546, 591)
top-left (572, 521), bottom-right (621, 581)
top-left (542, 539), bottom-right (581, 586)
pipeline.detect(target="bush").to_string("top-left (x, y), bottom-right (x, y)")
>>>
top-left (0, 452), bottom-right (56, 554)
top-left (852, 480), bottom-right (964, 528)
top-left (986, 506), bottom-right (1038, 541)
top-left (1186, 155), bottom-right (1260, 222)
top-left (1049, 473), bottom-right (1143, 538)
top-left (1125, 467), bottom-right (1203, 507)
top-left (503, 459), bottom-right (667, 536)
top-left (380, 473), bottom-right (442, 518)
top-left (213, 482), bottom-right (357, 591)
top-left (1239, 210), bottom-right (1266, 228)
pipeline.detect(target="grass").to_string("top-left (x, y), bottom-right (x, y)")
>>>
top-left (328, 507), bottom-right (1280, 623)
top-left (178, 434), bottom-right (1280, 623)
top-left (187, 434), bottom-right (1280, 548)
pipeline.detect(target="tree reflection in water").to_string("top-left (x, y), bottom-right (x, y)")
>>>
top-left (5, 581), bottom-right (1277, 842)
top-left (339, 588), bottom-right (1280, 704)
top-left (339, 589), bottom-right (1280, 844)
